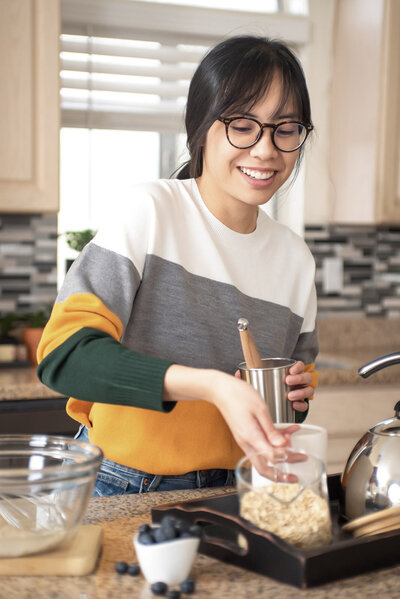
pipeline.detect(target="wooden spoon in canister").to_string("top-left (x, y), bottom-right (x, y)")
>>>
top-left (237, 317), bottom-right (263, 369)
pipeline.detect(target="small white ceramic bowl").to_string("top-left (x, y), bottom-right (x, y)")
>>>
top-left (133, 528), bottom-right (199, 585)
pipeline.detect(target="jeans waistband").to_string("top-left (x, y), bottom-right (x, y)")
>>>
top-left (75, 425), bottom-right (236, 488)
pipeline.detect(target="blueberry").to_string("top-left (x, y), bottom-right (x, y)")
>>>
top-left (174, 520), bottom-right (190, 535)
top-left (139, 523), bottom-right (151, 534)
top-left (127, 563), bottom-right (140, 576)
top-left (161, 522), bottom-right (177, 541)
top-left (154, 527), bottom-right (168, 543)
top-left (151, 581), bottom-right (168, 596)
top-left (139, 531), bottom-right (155, 545)
top-left (115, 561), bottom-right (128, 574)
top-left (180, 578), bottom-right (195, 594)
top-left (189, 524), bottom-right (202, 538)
top-left (179, 531), bottom-right (193, 539)
top-left (161, 515), bottom-right (176, 528)
top-left (166, 590), bottom-right (181, 599)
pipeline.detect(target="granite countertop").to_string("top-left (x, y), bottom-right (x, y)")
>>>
top-left (316, 317), bottom-right (400, 387)
top-left (1, 487), bottom-right (400, 598)
top-left (0, 367), bottom-right (65, 401)
top-left (317, 350), bottom-right (400, 386)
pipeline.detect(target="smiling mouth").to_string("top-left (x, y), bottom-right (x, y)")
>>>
top-left (239, 167), bottom-right (275, 180)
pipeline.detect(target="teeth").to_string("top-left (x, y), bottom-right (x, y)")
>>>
top-left (239, 167), bottom-right (274, 180)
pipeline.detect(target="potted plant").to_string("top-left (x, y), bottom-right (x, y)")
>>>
top-left (0, 312), bottom-right (17, 342)
top-left (64, 229), bottom-right (97, 272)
top-left (22, 309), bottom-right (50, 366)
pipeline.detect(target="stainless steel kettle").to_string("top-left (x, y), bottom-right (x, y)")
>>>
top-left (340, 351), bottom-right (400, 520)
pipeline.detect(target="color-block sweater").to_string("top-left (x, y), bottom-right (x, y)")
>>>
top-left (37, 178), bottom-right (319, 475)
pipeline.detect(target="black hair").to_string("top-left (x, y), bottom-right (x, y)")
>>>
top-left (175, 35), bottom-right (312, 179)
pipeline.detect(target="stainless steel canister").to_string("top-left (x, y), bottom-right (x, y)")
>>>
top-left (239, 357), bottom-right (296, 423)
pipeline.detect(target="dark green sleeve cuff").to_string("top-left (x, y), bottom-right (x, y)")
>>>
top-left (37, 328), bottom-right (175, 413)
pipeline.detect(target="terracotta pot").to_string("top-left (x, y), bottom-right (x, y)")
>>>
top-left (23, 327), bottom-right (44, 366)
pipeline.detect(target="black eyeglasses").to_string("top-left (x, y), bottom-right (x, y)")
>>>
top-left (218, 116), bottom-right (313, 152)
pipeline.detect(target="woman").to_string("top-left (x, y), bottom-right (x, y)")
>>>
top-left (37, 35), bottom-right (318, 496)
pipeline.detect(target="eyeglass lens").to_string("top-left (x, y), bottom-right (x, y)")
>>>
top-left (227, 118), bottom-right (307, 151)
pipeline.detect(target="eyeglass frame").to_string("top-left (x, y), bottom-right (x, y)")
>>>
top-left (217, 116), bottom-right (313, 153)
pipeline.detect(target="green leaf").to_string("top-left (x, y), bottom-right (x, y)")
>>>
top-left (64, 229), bottom-right (96, 252)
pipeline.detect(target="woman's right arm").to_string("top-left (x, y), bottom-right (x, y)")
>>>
top-left (38, 294), bottom-right (287, 453)
top-left (38, 297), bottom-right (287, 453)
top-left (163, 364), bottom-right (287, 454)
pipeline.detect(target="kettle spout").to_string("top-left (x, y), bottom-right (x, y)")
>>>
top-left (358, 351), bottom-right (400, 378)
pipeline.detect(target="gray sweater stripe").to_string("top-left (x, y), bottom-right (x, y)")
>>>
top-left (57, 245), bottom-right (317, 373)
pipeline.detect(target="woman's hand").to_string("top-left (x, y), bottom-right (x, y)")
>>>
top-left (234, 361), bottom-right (313, 414)
top-left (285, 360), bottom-right (313, 412)
top-left (210, 372), bottom-right (296, 456)
top-left (163, 365), bottom-right (298, 458)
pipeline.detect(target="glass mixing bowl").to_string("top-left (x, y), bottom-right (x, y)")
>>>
top-left (0, 434), bottom-right (103, 557)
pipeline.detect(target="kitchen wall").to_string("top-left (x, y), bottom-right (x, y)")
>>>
top-left (1, 214), bottom-right (400, 321)
top-left (0, 214), bottom-right (57, 316)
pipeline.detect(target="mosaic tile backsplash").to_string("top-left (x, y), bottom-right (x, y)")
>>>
top-left (306, 224), bottom-right (400, 319)
top-left (0, 214), bottom-right (58, 317)
top-left (1, 215), bottom-right (400, 320)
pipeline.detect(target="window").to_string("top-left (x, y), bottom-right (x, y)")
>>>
top-left (60, 129), bottom-right (160, 231)
top-left (60, 34), bottom-right (207, 133)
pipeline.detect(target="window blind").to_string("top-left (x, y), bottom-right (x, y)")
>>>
top-left (61, 34), bottom-right (208, 132)
top-left (61, 0), bottom-right (311, 132)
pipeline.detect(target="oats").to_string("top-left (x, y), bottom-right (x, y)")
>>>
top-left (240, 482), bottom-right (332, 550)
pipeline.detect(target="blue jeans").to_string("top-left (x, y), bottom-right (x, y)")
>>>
top-left (75, 426), bottom-right (236, 497)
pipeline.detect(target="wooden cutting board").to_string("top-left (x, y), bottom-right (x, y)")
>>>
top-left (353, 520), bottom-right (400, 538)
top-left (342, 505), bottom-right (400, 531)
top-left (0, 525), bottom-right (103, 576)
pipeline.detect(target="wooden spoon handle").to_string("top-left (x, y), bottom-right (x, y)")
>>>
top-left (237, 318), bottom-right (263, 369)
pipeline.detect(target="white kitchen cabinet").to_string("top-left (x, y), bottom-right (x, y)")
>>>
top-left (308, 383), bottom-right (399, 475)
top-left (328, 0), bottom-right (400, 224)
top-left (0, 0), bottom-right (60, 213)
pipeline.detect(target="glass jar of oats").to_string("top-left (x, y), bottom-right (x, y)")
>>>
top-left (236, 448), bottom-right (332, 550)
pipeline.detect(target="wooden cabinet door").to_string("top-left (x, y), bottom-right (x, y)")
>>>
top-left (0, 0), bottom-right (60, 213)
top-left (375, 0), bottom-right (400, 223)
top-left (329, 0), bottom-right (400, 225)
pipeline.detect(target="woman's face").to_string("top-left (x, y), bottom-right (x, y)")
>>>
top-left (197, 74), bottom-right (300, 232)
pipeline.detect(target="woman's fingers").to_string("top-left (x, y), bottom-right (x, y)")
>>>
top-left (287, 377), bottom-right (313, 390)
top-left (285, 361), bottom-right (313, 412)
top-left (255, 403), bottom-right (290, 447)
top-left (230, 410), bottom-right (285, 456)
top-left (291, 400), bottom-right (309, 412)
top-left (213, 378), bottom-right (287, 453)
top-left (286, 360), bottom-right (312, 385)
top-left (288, 384), bottom-right (314, 401)
top-left (278, 423), bottom-right (300, 435)
top-left (249, 447), bottom-right (307, 483)
top-left (288, 359), bottom-right (305, 374)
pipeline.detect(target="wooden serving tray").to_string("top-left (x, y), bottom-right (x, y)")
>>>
top-left (151, 475), bottom-right (400, 589)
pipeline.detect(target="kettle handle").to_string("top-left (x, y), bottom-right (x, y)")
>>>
top-left (358, 351), bottom-right (400, 378)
